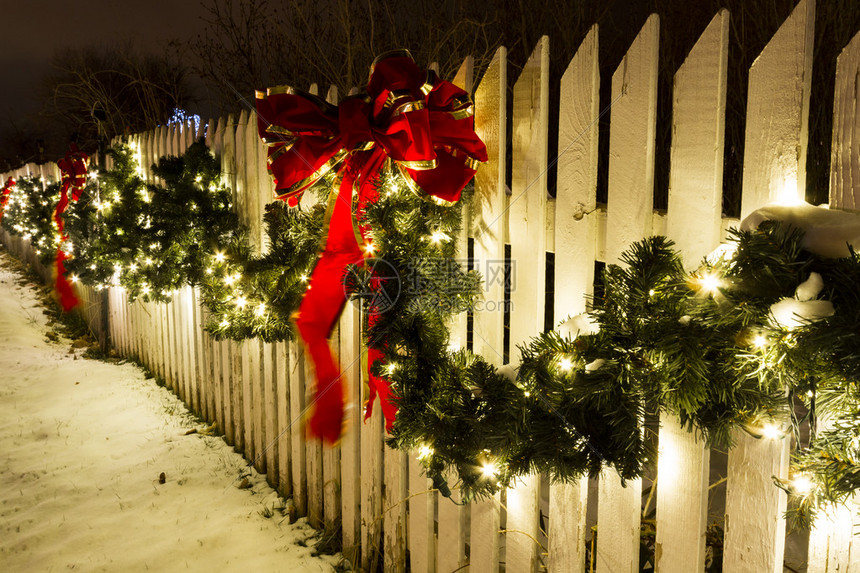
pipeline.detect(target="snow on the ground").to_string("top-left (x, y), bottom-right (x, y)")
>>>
top-left (0, 253), bottom-right (339, 572)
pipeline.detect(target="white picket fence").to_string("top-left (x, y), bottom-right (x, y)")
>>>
top-left (4, 1), bottom-right (860, 571)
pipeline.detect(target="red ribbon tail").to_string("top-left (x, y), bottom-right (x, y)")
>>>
top-left (55, 248), bottom-right (79, 312)
top-left (364, 345), bottom-right (398, 433)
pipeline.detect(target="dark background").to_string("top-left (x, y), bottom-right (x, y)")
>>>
top-left (1, 0), bottom-right (858, 215)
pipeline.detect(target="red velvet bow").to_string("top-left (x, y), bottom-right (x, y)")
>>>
top-left (256, 50), bottom-right (487, 443)
top-left (54, 144), bottom-right (89, 311)
top-left (0, 178), bottom-right (15, 221)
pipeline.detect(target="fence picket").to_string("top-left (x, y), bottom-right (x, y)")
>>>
top-left (830, 30), bottom-right (860, 209)
top-left (263, 341), bottom-right (278, 486)
top-left (548, 23), bottom-right (599, 573)
top-left (656, 10), bottom-right (729, 573)
top-left (598, 13), bottom-right (660, 573)
top-left (275, 340), bottom-right (291, 497)
top-left (407, 456), bottom-right (434, 573)
top-left (231, 340), bottom-right (244, 452)
top-left (739, 0), bottom-right (815, 217)
top-left (725, 2), bottom-right (814, 571)
top-left (505, 35), bottom-right (550, 573)
top-left (290, 342), bottom-right (308, 515)
top-left (339, 305), bottom-right (362, 565)
top-left (470, 44), bottom-right (507, 572)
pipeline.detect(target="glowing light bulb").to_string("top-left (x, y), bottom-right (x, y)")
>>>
top-left (386, 363), bottom-right (397, 376)
top-left (219, 320), bottom-right (230, 328)
top-left (224, 275), bottom-right (235, 285)
top-left (417, 444), bottom-right (434, 461)
top-left (214, 252), bottom-right (225, 263)
top-left (364, 242), bottom-right (376, 254)
top-left (142, 284), bottom-right (151, 295)
top-left (205, 267), bottom-right (213, 275)
top-left (752, 334), bottom-right (767, 349)
top-left (70, 275), bottom-right (79, 283)
top-left (144, 257), bottom-right (153, 266)
top-left (235, 296), bottom-right (247, 309)
top-left (430, 231), bottom-right (449, 244)
top-left (559, 357), bottom-right (573, 372)
top-left (255, 303), bottom-right (266, 316)
top-left (128, 263), bottom-right (138, 272)
top-left (698, 273), bottom-right (721, 294)
top-left (481, 461), bottom-right (499, 479)
top-left (791, 474), bottom-right (814, 495)
top-left (762, 424), bottom-right (781, 440)
top-left (300, 274), bottom-right (309, 283)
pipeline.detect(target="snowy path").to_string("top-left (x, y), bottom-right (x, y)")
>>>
top-left (0, 253), bottom-right (338, 572)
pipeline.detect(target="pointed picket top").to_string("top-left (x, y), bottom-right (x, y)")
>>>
top-left (829, 29), bottom-right (860, 209)
top-left (740, 0), bottom-right (815, 217)
top-left (604, 13), bottom-right (660, 266)
top-left (666, 9), bottom-right (729, 268)
top-left (452, 55), bottom-right (475, 93)
top-left (471, 45), bottom-right (507, 368)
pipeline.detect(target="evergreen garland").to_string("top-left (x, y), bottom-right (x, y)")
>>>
top-left (1, 176), bottom-right (59, 265)
top-left (5, 138), bottom-right (860, 522)
top-left (65, 140), bottom-right (240, 301)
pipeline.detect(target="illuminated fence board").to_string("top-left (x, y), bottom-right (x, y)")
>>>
top-left (5, 1), bottom-right (860, 570)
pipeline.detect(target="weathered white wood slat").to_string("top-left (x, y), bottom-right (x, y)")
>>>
top-left (383, 448), bottom-right (408, 572)
top-left (241, 339), bottom-right (258, 468)
top-left (604, 14), bottom-right (660, 264)
top-left (253, 339), bottom-right (265, 473)
top-left (598, 13), bottom-right (660, 573)
top-left (725, 2), bottom-right (814, 572)
top-left (724, 430), bottom-right (790, 572)
top-left (323, 330), bottom-right (341, 530)
top-left (739, 0), bottom-right (815, 217)
top-left (407, 456), bottom-right (434, 573)
top-left (830, 30), bottom-right (860, 209)
top-left (221, 115), bottom-right (237, 206)
top-left (436, 475), bottom-right (465, 571)
top-left (158, 301), bottom-right (168, 386)
top-left (808, 500), bottom-right (860, 572)
top-left (470, 494), bottom-right (501, 572)
top-left (212, 330), bottom-right (224, 435)
top-left (235, 110), bottom-right (249, 238)
top-left (222, 339), bottom-right (234, 445)
top-left (263, 341), bottom-right (278, 486)
top-left (448, 56), bottom-right (475, 351)
top-left (243, 108), bottom-right (261, 254)
top-left (231, 340), bottom-right (244, 452)
top-left (289, 341), bottom-right (308, 515)
top-left (666, 10), bottom-right (729, 267)
top-left (275, 340), bottom-right (291, 496)
top-left (241, 339), bottom-right (256, 466)
top-left (305, 353), bottom-right (324, 528)
top-left (198, 304), bottom-right (212, 424)
top-left (507, 35), bottom-right (550, 573)
top-left (186, 286), bottom-right (200, 414)
top-left (255, 109), bottom-right (271, 254)
top-left (657, 10), bottom-right (729, 573)
top-left (548, 23), bottom-right (599, 573)
top-left (339, 305), bottom-right (361, 564)
top-left (179, 289), bottom-right (191, 403)
top-left (470, 45), bottom-right (507, 571)
top-left (321, 84), bottom-right (342, 535)
top-left (361, 375), bottom-right (384, 571)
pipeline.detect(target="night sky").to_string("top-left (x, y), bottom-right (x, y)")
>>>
top-left (0, 1), bottom-right (210, 127)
